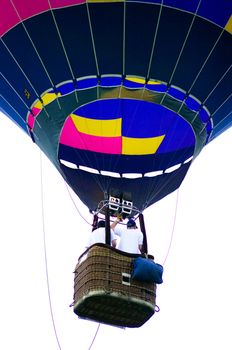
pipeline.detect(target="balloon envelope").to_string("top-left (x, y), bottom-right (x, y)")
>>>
top-left (0, 0), bottom-right (231, 211)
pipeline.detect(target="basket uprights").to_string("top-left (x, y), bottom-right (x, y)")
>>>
top-left (139, 213), bottom-right (148, 254)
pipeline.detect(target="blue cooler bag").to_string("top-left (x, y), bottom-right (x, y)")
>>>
top-left (132, 257), bottom-right (163, 284)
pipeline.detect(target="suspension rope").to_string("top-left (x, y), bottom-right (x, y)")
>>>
top-left (39, 151), bottom-right (63, 350)
top-left (210, 108), bottom-right (232, 135)
top-left (0, 72), bottom-right (31, 109)
top-left (10, 0), bottom-right (56, 89)
top-left (169, 4), bottom-right (202, 85)
top-left (162, 188), bottom-right (180, 266)
top-left (10, 0), bottom-right (62, 112)
top-left (122, 2), bottom-right (126, 77)
top-left (0, 71), bottom-right (43, 130)
top-left (146, 0), bottom-right (163, 80)
top-left (188, 33), bottom-right (225, 95)
top-left (202, 65), bottom-right (232, 106)
top-left (64, 181), bottom-right (92, 226)
top-left (2, 13), bottom-right (51, 118)
top-left (86, 3), bottom-right (100, 77)
top-left (48, 0), bottom-right (76, 82)
top-left (142, 154), bottom-right (183, 212)
top-left (47, 0), bottom-right (79, 104)
top-left (87, 324), bottom-right (101, 350)
top-left (199, 89), bottom-right (232, 136)
top-left (211, 91), bottom-right (232, 118)
top-left (0, 37), bottom-right (40, 98)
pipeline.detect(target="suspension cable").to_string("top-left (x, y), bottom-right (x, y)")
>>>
top-left (39, 151), bottom-right (63, 350)
top-left (87, 324), bottom-right (101, 350)
top-left (64, 181), bottom-right (92, 226)
top-left (162, 188), bottom-right (180, 266)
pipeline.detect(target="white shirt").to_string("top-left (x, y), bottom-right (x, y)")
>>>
top-left (113, 226), bottom-right (143, 254)
top-left (88, 227), bottom-right (117, 247)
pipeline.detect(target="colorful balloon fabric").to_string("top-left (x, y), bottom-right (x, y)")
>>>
top-left (0, 0), bottom-right (231, 211)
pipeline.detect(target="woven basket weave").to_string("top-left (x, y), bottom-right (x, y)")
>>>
top-left (73, 244), bottom-right (157, 328)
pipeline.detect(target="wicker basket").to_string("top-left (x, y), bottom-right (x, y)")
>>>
top-left (73, 244), bottom-right (157, 328)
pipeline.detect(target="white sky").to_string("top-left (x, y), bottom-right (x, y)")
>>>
top-left (0, 112), bottom-right (232, 350)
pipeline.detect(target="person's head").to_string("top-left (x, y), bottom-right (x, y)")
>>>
top-left (97, 220), bottom-right (105, 228)
top-left (127, 219), bottom-right (137, 229)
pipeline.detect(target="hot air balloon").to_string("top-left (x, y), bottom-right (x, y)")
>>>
top-left (0, 0), bottom-right (231, 327)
